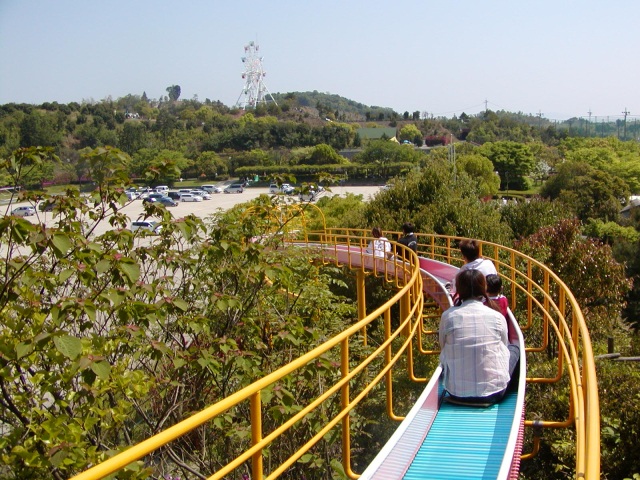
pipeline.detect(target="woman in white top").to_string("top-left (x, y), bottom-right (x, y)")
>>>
top-left (366, 226), bottom-right (391, 259)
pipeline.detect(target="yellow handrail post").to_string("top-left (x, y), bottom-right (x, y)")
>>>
top-left (340, 338), bottom-right (355, 479)
top-left (250, 392), bottom-right (263, 480)
top-left (384, 308), bottom-right (403, 421)
top-left (400, 288), bottom-right (410, 338)
top-left (357, 269), bottom-right (367, 346)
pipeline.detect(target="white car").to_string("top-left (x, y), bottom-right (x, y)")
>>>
top-left (299, 190), bottom-right (317, 202)
top-left (11, 206), bottom-right (36, 216)
top-left (190, 190), bottom-right (211, 200)
top-left (180, 193), bottom-right (203, 202)
top-left (130, 220), bottom-right (161, 234)
top-left (269, 183), bottom-right (294, 195)
top-left (224, 184), bottom-right (244, 194)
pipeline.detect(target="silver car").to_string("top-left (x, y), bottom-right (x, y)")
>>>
top-left (180, 193), bottom-right (203, 202)
top-left (190, 189), bottom-right (211, 200)
top-left (130, 221), bottom-right (161, 233)
top-left (11, 206), bottom-right (36, 216)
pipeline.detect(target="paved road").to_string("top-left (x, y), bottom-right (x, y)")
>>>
top-left (2, 185), bottom-right (384, 238)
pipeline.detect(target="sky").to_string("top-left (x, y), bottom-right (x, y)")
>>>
top-left (1, 0), bottom-right (639, 122)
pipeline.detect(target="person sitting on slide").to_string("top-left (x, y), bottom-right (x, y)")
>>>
top-left (458, 238), bottom-right (498, 277)
top-left (366, 226), bottom-right (392, 259)
top-left (439, 269), bottom-right (520, 405)
top-left (396, 222), bottom-right (418, 255)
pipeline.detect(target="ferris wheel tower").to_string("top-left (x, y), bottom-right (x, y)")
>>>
top-left (235, 41), bottom-right (278, 110)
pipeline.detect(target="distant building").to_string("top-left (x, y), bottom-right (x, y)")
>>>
top-left (620, 196), bottom-right (640, 218)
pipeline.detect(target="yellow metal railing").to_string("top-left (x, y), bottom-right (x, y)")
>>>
top-left (402, 232), bottom-right (600, 479)
top-left (72, 229), bottom-right (600, 480)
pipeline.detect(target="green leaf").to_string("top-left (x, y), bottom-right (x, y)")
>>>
top-left (16, 342), bottom-right (33, 359)
top-left (58, 269), bottom-right (74, 283)
top-left (51, 233), bottom-right (73, 256)
top-left (53, 335), bottom-right (82, 359)
top-left (95, 259), bottom-right (111, 275)
top-left (172, 298), bottom-right (188, 311)
top-left (120, 261), bottom-right (140, 283)
top-left (90, 360), bottom-right (111, 380)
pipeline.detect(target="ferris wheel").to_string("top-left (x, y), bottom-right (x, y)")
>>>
top-left (235, 41), bottom-right (278, 110)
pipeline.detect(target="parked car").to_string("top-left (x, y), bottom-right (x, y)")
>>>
top-left (39, 200), bottom-right (57, 212)
top-left (155, 185), bottom-right (169, 193)
top-left (130, 220), bottom-right (161, 233)
top-left (299, 190), bottom-right (317, 202)
top-left (142, 193), bottom-right (166, 204)
top-left (125, 191), bottom-right (139, 200)
top-left (180, 193), bottom-right (203, 202)
top-left (201, 185), bottom-right (223, 193)
top-left (167, 191), bottom-right (182, 200)
top-left (224, 184), bottom-right (244, 194)
top-left (149, 196), bottom-right (178, 207)
top-left (281, 184), bottom-right (295, 194)
top-left (11, 206), bottom-right (36, 216)
top-left (190, 189), bottom-right (211, 200)
top-left (269, 184), bottom-right (294, 194)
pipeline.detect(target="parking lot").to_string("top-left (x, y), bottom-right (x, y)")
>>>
top-left (2, 185), bottom-right (384, 238)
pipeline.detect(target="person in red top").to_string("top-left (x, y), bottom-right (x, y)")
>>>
top-left (486, 274), bottom-right (517, 343)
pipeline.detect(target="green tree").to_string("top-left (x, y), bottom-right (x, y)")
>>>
top-left (479, 141), bottom-right (536, 190)
top-left (456, 153), bottom-right (501, 198)
top-left (398, 124), bottom-right (421, 143)
top-left (500, 197), bottom-right (572, 239)
top-left (515, 218), bottom-right (631, 340)
top-left (359, 156), bottom-right (511, 242)
top-left (118, 121), bottom-right (149, 154)
top-left (131, 148), bottom-right (189, 184)
top-left (305, 143), bottom-right (349, 165)
top-left (541, 162), bottom-right (629, 222)
top-left (354, 139), bottom-right (424, 165)
top-left (19, 110), bottom-right (61, 147)
top-left (166, 84), bottom-right (181, 102)
top-left (0, 147), bottom-right (359, 479)
top-left (194, 151), bottom-right (228, 179)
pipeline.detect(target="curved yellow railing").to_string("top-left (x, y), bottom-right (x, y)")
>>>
top-left (72, 229), bottom-right (600, 480)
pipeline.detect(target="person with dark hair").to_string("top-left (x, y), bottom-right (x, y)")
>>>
top-left (486, 274), bottom-right (517, 344)
top-left (458, 238), bottom-right (498, 277)
top-left (485, 274), bottom-right (508, 318)
top-left (396, 222), bottom-right (418, 254)
top-left (439, 269), bottom-right (520, 404)
top-left (365, 226), bottom-right (391, 259)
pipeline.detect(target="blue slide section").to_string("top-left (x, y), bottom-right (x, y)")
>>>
top-left (404, 386), bottom-right (518, 479)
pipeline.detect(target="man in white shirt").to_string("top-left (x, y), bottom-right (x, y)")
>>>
top-left (439, 269), bottom-right (519, 404)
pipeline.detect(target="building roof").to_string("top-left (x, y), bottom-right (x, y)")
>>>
top-left (356, 127), bottom-right (397, 141)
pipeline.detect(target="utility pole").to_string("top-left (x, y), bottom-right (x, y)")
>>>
top-left (587, 109), bottom-right (592, 137)
top-left (537, 110), bottom-right (543, 130)
top-left (622, 108), bottom-right (630, 140)
top-left (448, 134), bottom-right (456, 182)
top-left (484, 99), bottom-right (488, 113)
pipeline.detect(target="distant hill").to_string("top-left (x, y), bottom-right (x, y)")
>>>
top-left (271, 91), bottom-right (396, 122)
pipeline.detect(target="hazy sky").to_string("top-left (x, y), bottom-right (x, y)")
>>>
top-left (1, 0), bottom-right (638, 121)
